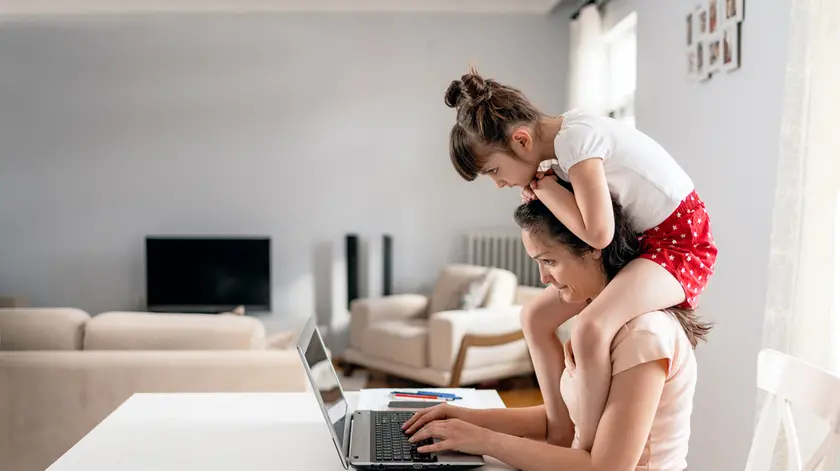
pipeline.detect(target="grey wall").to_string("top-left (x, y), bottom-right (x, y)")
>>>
top-left (599, 1), bottom-right (792, 470)
top-left (0, 13), bottom-right (568, 330)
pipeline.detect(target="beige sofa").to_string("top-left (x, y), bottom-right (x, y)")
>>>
top-left (0, 308), bottom-right (307, 471)
top-left (343, 264), bottom-right (552, 387)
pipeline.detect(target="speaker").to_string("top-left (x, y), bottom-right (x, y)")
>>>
top-left (383, 234), bottom-right (393, 296)
top-left (346, 234), bottom-right (359, 309)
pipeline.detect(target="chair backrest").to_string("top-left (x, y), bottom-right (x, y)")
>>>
top-left (745, 349), bottom-right (840, 471)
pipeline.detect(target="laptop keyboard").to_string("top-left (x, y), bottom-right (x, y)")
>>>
top-left (373, 411), bottom-right (437, 463)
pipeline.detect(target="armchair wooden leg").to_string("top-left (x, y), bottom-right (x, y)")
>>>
top-left (448, 330), bottom-right (526, 388)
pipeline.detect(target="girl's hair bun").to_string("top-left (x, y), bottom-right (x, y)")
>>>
top-left (444, 80), bottom-right (464, 108)
top-left (444, 67), bottom-right (491, 109)
top-left (460, 71), bottom-right (491, 104)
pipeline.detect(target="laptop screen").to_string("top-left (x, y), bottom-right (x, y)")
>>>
top-left (301, 323), bottom-right (349, 452)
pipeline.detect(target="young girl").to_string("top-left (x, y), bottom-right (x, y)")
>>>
top-left (444, 68), bottom-right (717, 451)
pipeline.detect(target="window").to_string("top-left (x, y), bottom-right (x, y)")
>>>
top-left (603, 12), bottom-right (638, 127)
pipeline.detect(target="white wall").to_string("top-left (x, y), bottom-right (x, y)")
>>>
top-left (0, 13), bottom-right (568, 331)
top-left (599, 1), bottom-right (793, 470)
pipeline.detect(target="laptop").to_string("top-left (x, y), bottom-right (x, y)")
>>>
top-left (295, 316), bottom-right (486, 470)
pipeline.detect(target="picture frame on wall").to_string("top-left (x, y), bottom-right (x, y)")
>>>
top-left (697, 39), bottom-right (710, 81)
top-left (708, 0), bottom-right (720, 35)
top-left (722, 22), bottom-right (741, 71)
top-left (695, 4), bottom-right (709, 37)
top-left (687, 11), bottom-right (694, 47)
top-left (708, 32), bottom-right (723, 74)
top-left (687, 48), bottom-right (698, 80)
top-left (724, 0), bottom-right (744, 24)
top-left (686, 10), bottom-right (698, 80)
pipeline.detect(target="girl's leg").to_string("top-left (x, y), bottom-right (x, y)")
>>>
top-left (571, 257), bottom-right (685, 451)
top-left (520, 286), bottom-right (587, 446)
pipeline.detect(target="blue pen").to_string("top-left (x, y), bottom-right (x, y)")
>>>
top-left (390, 390), bottom-right (450, 397)
top-left (416, 391), bottom-right (458, 398)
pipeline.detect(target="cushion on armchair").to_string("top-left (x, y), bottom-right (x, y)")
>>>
top-left (457, 269), bottom-right (494, 310)
top-left (428, 265), bottom-right (517, 315)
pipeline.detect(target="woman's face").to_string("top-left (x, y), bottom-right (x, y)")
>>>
top-left (522, 229), bottom-right (607, 304)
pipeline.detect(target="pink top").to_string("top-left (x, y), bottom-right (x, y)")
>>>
top-left (560, 311), bottom-right (697, 471)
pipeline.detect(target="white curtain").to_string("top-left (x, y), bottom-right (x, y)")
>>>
top-left (761, 0), bottom-right (840, 468)
top-left (567, 3), bottom-right (609, 115)
top-left (762, 0), bottom-right (840, 374)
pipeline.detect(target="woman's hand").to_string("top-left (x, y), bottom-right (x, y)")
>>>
top-left (408, 418), bottom-right (494, 455)
top-left (401, 403), bottom-right (462, 435)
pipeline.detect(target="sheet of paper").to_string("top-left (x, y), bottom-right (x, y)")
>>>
top-left (356, 388), bottom-right (485, 411)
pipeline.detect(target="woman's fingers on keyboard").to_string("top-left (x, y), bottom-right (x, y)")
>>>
top-left (405, 409), bottom-right (441, 434)
top-left (402, 410), bottom-right (426, 432)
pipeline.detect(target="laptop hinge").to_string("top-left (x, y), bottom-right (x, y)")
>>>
top-left (343, 411), bottom-right (354, 463)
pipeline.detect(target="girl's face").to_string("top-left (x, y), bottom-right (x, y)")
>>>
top-left (478, 127), bottom-right (543, 188)
top-left (521, 229), bottom-right (606, 304)
top-left (479, 151), bottom-right (539, 188)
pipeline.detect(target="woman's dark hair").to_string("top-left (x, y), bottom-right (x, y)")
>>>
top-left (514, 178), bottom-right (712, 348)
top-left (445, 67), bottom-right (546, 182)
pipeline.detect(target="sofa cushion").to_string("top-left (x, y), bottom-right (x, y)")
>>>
top-left (360, 320), bottom-right (428, 368)
top-left (428, 265), bottom-right (517, 315)
top-left (0, 308), bottom-right (90, 351)
top-left (84, 312), bottom-right (267, 350)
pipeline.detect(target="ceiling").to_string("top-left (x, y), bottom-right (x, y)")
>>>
top-left (0, 0), bottom-right (567, 16)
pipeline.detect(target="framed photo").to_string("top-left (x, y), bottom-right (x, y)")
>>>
top-left (695, 4), bottom-right (709, 38)
top-left (687, 11), bottom-right (694, 46)
top-left (724, 0), bottom-right (744, 24)
top-left (707, 32), bottom-right (723, 74)
top-left (708, 0), bottom-right (720, 35)
top-left (687, 47), bottom-right (699, 81)
top-left (697, 39), bottom-right (710, 81)
top-left (722, 22), bottom-right (741, 71)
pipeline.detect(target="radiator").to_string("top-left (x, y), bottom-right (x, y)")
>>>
top-left (465, 231), bottom-right (544, 287)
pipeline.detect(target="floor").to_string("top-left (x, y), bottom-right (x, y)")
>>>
top-left (337, 362), bottom-right (544, 408)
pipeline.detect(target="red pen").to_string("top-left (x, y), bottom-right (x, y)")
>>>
top-left (392, 393), bottom-right (446, 400)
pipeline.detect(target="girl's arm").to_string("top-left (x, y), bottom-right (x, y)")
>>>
top-left (530, 159), bottom-right (615, 250)
top-left (481, 358), bottom-right (667, 471)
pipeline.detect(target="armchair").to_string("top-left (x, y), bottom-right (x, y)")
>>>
top-left (343, 264), bottom-right (535, 387)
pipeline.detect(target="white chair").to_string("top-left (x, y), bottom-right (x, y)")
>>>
top-left (745, 349), bottom-right (840, 471)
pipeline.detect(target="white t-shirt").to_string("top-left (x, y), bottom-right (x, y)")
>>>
top-left (545, 109), bottom-right (694, 233)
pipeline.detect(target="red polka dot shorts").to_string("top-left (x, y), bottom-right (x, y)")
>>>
top-left (638, 190), bottom-right (718, 309)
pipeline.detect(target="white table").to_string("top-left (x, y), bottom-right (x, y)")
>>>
top-left (46, 391), bottom-right (518, 471)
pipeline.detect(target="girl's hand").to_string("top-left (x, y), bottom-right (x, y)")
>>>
top-left (529, 169), bottom-right (559, 194)
top-left (401, 403), bottom-right (462, 435)
top-left (408, 418), bottom-right (493, 456)
top-left (521, 186), bottom-right (537, 204)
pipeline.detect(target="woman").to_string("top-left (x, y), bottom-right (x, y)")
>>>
top-left (402, 182), bottom-right (711, 471)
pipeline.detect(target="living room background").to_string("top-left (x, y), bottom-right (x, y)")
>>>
top-left (0, 12), bottom-right (568, 325)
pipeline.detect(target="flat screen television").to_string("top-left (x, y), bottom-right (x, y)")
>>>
top-left (145, 236), bottom-right (271, 313)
